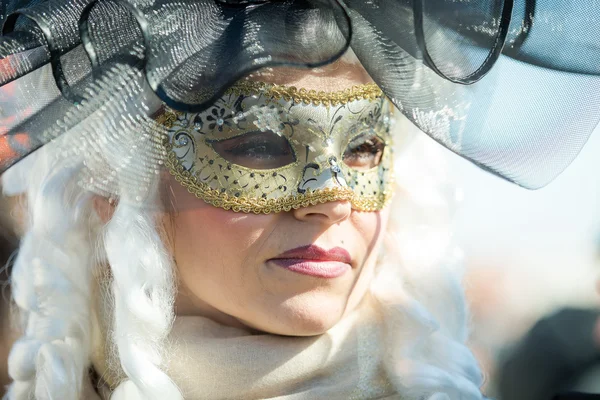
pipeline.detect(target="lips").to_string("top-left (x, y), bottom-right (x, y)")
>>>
top-left (268, 245), bottom-right (352, 278)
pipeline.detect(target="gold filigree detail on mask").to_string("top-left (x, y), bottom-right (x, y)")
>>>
top-left (227, 81), bottom-right (384, 106)
top-left (157, 111), bottom-right (176, 128)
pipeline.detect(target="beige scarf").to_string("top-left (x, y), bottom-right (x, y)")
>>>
top-left (89, 294), bottom-right (400, 400)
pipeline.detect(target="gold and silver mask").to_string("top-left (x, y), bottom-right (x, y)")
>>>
top-left (161, 81), bottom-right (394, 214)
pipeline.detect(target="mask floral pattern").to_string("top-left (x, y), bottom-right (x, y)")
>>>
top-left (161, 82), bottom-right (395, 214)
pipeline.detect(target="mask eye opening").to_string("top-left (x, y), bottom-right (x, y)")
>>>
top-left (342, 132), bottom-right (386, 171)
top-left (206, 130), bottom-right (296, 170)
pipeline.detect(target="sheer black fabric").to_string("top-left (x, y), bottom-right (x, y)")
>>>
top-left (347, 0), bottom-right (600, 188)
top-left (0, 0), bottom-right (599, 191)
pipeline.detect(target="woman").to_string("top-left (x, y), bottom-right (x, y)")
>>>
top-left (0, 1), bottom-right (598, 399)
top-left (5, 59), bottom-right (483, 399)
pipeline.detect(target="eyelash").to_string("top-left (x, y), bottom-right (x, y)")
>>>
top-left (207, 131), bottom-right (296, 169)
top-left (346, 139), bottom-right (385, 156)
top-left (345, 136), bottom-right (385, 157)
top-left (224, 139), bottom-right (290, 158)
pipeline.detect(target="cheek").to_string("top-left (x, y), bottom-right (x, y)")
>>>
top-left (170, 204), bottom-right (277, 284)
top-left (346, 207), bottom-right (390, 300)
top-left (350, 207), bottom-right (390, 257)
top-left (165, 176), bottom-right (284, 313)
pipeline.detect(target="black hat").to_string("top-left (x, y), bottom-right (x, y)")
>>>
top-left (1, 0), bottom-right (599, 193)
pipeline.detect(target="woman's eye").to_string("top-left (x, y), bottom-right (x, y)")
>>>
top-left (208, 131), bottom-right (295, 169)
top-left (343, 134), bottom-right (386, 170)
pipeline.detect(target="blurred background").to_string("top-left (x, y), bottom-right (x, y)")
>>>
top-left (0, 126), bottom-right (598, 398)
top-left (451, 123), bottom-right (600, 399)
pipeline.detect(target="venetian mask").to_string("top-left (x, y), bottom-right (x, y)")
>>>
top-left (160, 81), bottom-right (395, 214)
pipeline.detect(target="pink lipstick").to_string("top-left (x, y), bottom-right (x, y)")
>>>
top-left (268, 245), bottom-right (352, 279)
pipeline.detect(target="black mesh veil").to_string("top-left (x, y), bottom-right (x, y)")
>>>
top-left (347, 0), bottom-right (600, 188)
top-left (0, 0), bottom-right (599, 192)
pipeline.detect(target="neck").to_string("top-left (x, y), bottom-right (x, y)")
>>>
top-left (174, 285), bottom-right (252, 331)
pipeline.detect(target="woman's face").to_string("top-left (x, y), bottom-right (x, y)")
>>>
top-left (166, 62), bottom-right (391, 336)
top-left (169, 183), bottom-right (390, 336)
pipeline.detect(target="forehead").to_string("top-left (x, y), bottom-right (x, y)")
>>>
top-left (246, 59), bottom-right (374, 91)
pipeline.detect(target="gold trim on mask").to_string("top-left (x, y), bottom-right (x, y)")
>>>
top-left (227, 81), bottom-right (384, 106)
top-left (157, 83), bottom-right (385, 120)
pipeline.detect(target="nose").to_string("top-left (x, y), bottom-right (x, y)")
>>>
top-left (292, 200), bottom-right (352, 225)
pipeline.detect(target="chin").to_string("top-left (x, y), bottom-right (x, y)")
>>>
top-left (251, 293), bottom-right (349, 336)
